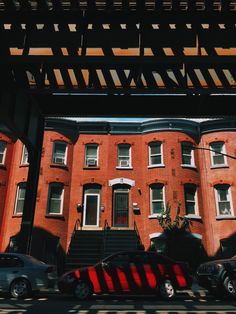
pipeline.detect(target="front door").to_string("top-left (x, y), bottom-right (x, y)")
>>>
top-left (83, 193), bottom-right (100, 227)
top-left (113, 190), bottom-right (129, 227)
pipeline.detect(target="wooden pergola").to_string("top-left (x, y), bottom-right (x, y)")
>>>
top-left (0, 0), bottom-right (236, 253)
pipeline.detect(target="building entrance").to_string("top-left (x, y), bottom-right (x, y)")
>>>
top-left (113, 189), bottom-right (129, 227)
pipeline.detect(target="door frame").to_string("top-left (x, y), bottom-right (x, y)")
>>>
top-left (83, 193), bottom-right (100, 227)
top-left (112, 188), bottom-right (129, 227)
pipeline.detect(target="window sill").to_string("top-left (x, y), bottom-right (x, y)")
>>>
top-left (19, 164), bottom-right (29, 168)
top-left (45, 214), bottom-right (65, 220)
top-left (210, 165), bottom-right (229, 169)
top-left (184, 214), bottom-right (202, 220)
top-left (50, 164), bottom-right (68, 170)
top-left (83, 166), bottom-right (100, 170)
top-left (148, 164), bottom-right (165, 169)
top-left (181, 164), bottom-right (197, 170)
top-left (216, 215), bottom-right (236, 220)
top-left (116, 166), bottom-right (133, 170)
top-left (12, 214), bottom-right (22, 218)
top-left (148, 214), bottom-right (161, 219)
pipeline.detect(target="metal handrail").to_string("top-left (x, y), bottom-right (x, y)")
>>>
top-left (72, 218), bottom-right (82, 238)
top-left (134, 220), bottom-right (143, 249)
top-left (102, 219), bottom-right (110, 259)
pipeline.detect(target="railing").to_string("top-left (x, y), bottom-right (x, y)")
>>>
top-left (134, 220), bottom-right (144, 250)
top-left (72, 218), bottom-right (82, 238)
top-left (101, 219), bottom-right (110, 259)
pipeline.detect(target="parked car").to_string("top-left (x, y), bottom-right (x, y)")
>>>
top-left (195, 255), bottom-right (236, 297)
top-left (58, 250), bottom-right (192, 300)
top-left (0, 253), bottom-right (57, 298)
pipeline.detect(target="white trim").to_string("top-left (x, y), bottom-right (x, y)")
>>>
top-left (14, 183), bottom-right (26, 215)
top-left (0, 141), bottom-right (7, 165)
top-left (83, 193), bottom-right (100, 227)
top-left (184, 184), bottom-right (199, 216)
top-left (109, 178), bottom-right (135, 186)
top-left (149, 232), bottom-right (163, 239)
top-left (150, 184), bottom-right (165, 215)
top-left (85, 143), bottom-right (99, 167)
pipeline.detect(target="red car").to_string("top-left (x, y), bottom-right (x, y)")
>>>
top-left (58, 251), bottom-right (192, 300)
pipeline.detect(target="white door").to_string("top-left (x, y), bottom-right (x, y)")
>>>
top-left (83, 193), bottom-right (100, 227)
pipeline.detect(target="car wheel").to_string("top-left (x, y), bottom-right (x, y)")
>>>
top-left (223, 277), bottom-right (236, 297)
top-left (74, 280), bottom-right (92, 300)
top-left (10, 279), bottom-right (31, 299)
top-left (159, 280), bottom-right (175, 299)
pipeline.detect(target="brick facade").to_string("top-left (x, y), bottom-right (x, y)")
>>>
top-left (1, 118), bottom-right (236, 266)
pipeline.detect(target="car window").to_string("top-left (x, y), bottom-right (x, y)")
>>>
top-left (0, 255), bottom-right (24, 268)
top-left (106, 253), bottom-right (130, 267)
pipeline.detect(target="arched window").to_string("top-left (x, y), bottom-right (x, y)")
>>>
top-left (47, 183), bottom-right (64, 215)
top-left (214, 184), bottom-right (233, 216)
top-left (148, 141), bottom-right (163, 166)
top-left (181, 141), bottom-right (195, 167)
top-left (14, 182), bottom-right (26, 215)
top-left (210, 141), bottom-right (227, 166)
top-left (117, 144), bottom-right (131, 168)
top-left (52, 141), bottom-right (68, 165)
top-left (85, 143), bottom-right (99, 167)
top-left (184, 184), bottom-right (198, 216)
top-left (150, 184), bottom-right (165, 215)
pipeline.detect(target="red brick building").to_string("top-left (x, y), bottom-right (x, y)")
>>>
top-left (1, 118), bottom-right (236, 269)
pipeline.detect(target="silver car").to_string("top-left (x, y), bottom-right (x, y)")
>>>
top-left (0, 253), bottom-right (57, 298)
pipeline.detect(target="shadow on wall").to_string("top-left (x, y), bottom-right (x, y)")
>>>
top-left (147, 230), bottom-right (208, 274)
top-left (5, 227), bottom-right (66, 275)
top-left (212, 232), bottom-right (236, 261)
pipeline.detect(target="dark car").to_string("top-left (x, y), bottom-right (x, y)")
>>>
top-left (0, 253), bottom-right (57, 298)
top-left (58, 250), bottom-right (192, 300)
top-left (195, 255), bottom-right (236, 297)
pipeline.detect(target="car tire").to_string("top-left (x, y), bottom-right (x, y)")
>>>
top-left (223, 276), bottom-right (236, 297)
top-left (159, 280), bottom-right (175, 299)
top-left (74, 280), bottom-right (92, 300)
top-left (10, 278), bottom-right (31, 299)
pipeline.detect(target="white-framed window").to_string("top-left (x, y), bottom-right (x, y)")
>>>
top-left (21, 145), bottom-right (29, 165)
top-left (184, 184), bottom-right (198, 215)
top-left (150, 184), bottom-right (165, 215)
top-left (148, 141), bottom-right (163, 166)
top-left (14, 182), bottom-right (26, 215)
top-left (117, 144), bottom-right (131, 168)
top-left (0, 141), bottom-right (7, 165)
top-left (181, 142), bottom-right (195, 166)
top-left (214, 184), bottom-right (233, 216)
top-left (210, 141), bottom-right (227, 166)
top-left (47, 183), bottom-right (64, 215)
top-left (85, 144), bottom-right (98, 167)
top-left (52, 141), bottom-right (68, 165)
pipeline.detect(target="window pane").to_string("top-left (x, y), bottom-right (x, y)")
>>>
top-left (86, 145), bottom-right (97, 156)
top-left (152, 202), bottom-right (163, 214)
top-left (182, 155), bottom-right (191, 164)
top-left (211, 142), bottom-right (223, 152)
top-left (150, 144), bottom-right (161, 155)
top-left (186, 202), bottom-right (195, 215)
top-left (213, 155), bottom-right (225, 165)
top-left (219, 202), bottom-right (231, 214)
top-left (118, 146), bottom-right (129, 156)
top-left (152, 188), bottom-right (163, 200)
top-left (49, 200), bottom-right (61, 213)
top-left (218, 189), bottom-right (228, 201)
top-left (151, 155), bottom-right (162, 164)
